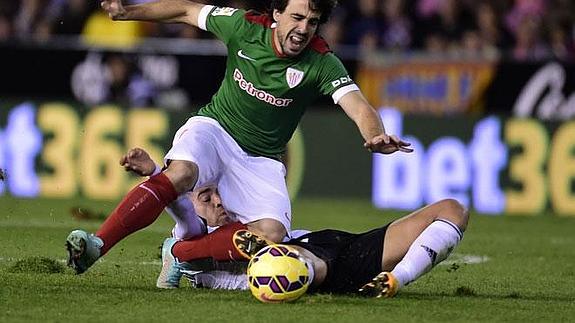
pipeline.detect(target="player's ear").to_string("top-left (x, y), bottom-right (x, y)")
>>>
top-left (273, 9), bottom-right (282, 22)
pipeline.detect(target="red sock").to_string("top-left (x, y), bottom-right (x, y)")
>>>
top-left (172, 222), bottom-right (248, 262)
top-left (96, 173), bottom-right (178, 255)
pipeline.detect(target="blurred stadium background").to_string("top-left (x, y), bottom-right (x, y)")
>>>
top-left (0, 0), bottom-right (574, 321)
top-left (1, 0), bottom-right (574, 215)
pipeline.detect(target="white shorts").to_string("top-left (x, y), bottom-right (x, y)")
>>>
top-left (164, 116), bottom-right (291, 233)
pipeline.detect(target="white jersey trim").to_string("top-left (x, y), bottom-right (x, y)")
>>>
top-left (332, 84), bottom-right (360, 104)
top-left (198, 5), bottom-right (215, 31)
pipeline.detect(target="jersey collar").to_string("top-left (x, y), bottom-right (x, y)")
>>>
top-left (271, 24), bottom-right (289, 59)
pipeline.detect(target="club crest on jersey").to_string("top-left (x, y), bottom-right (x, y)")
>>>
top-left (286, 68), bottom-right (304, 88)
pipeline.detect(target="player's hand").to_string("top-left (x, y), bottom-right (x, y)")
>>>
top-left (101, 0), bottom-right (127, 20)
top-left (119, 147), bottom-right (157, 176)
top-left (364, 134), bottom-right (413, 154)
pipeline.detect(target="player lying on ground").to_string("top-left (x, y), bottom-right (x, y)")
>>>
top-left (105, 147), bottom-right (467, 296)
top-left (66, 0), bottom-right (412, 277)
top-left (168, 195), bottom-right (469, 297)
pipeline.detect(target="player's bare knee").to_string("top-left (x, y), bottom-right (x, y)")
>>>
top-left (262, 230), bottom-right (286, 243)
top-left (439, 198), bottom-right (468, 232)
top-left (248, 219), bottom-right (287, 243)
top-left (163, 161), bottom-right (199, 193)
top-left (256, 222), bottom-right (286, 243)
top-left (460, 206), bottom-right (470, 232)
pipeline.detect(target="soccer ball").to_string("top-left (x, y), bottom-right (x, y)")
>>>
top-left (247, 244), bottom-right (310, 303)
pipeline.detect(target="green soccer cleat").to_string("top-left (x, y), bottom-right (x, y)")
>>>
top-left (66, 229), bottom-right (103, 274)
top-left (358, 271), bottom-right (399, 298)
top-left (232, 229), bottom-right (271, 259)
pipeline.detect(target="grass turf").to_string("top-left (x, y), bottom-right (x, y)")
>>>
top-left (0, 196), bottom-right (574, 322)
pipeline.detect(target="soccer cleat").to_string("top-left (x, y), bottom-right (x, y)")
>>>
top-left (232, 230), bottom-right (271, 259)
top-left (66, 229), bottom-right (103, 274)
top-left (358, 271), bottom-right (399, 298)
top-left (156, 237), bottom-right (213, 289)
top-left (156, 237), bottom-right (184, 289)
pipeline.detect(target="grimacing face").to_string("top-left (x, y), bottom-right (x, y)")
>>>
top-left (191, 186), bottom-right (232, 227)
top-left (273, 0), bottom-right (322, 57)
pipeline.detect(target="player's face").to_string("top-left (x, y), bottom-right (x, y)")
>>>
top-left (191, 186), bottom-right (231, 227)
top-left (273, 0), bottom-right (321, 57)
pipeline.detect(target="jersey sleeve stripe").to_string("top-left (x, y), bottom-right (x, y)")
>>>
top-left (198, 5), bottom-right (215, 31)
top-left (332, 84), bottom-right (360, 104)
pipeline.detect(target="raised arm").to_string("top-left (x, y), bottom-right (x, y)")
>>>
top-left (338, 91), bottom-right (413, 154)
top-left (101, 0), bottom-right (205, 26)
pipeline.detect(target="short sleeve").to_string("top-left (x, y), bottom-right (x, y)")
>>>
top-left (317, 53), bottom-right (360, 104)
top-left (198, 6), bottom-right (246, 45)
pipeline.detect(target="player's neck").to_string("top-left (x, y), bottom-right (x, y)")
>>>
top-left (271, 28), bottom-right (288, 58)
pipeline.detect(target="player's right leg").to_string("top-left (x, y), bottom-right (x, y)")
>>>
top-left (66, 160), bottom-right (198, 274)
top-left (361, 199), bottom-right (469, 297)
top-left (118, 147), bottom-right (208, 240)
top-left (65, 117), bottom-right (225, 274)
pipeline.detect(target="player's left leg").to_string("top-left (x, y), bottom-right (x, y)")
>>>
top-left (171, 222), bottom-right (249, 262)
top-left (361, 198), bottom-right (469, 297)
top-left (162, 227), bottom-right (293, 290)
top-left (156, 236), bottom-right (244, 289)
top-left (157, 222), bottom-right (249, 288)
top-left (159, 226), bottom-right (274, 290)
top-left (232, 229), bottom-right (272, 259)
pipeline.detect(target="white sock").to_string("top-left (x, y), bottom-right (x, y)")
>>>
top-left (194, 271), bottom-right (249, 290)
top-left (304, 258), bottom-right (315, 284)
top-left (190, 258), bottom-right (315, 291)
top-left (391, 219), bottom-right (463, 288)
top-left (167, 194), bottom-right (207, 239)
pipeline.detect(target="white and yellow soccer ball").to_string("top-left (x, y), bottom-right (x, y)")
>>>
top-left (247, 244), bottom-right (310, 303)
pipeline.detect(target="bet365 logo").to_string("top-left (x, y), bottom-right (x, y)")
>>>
top-left (331, 76), bottom-right (353, 88)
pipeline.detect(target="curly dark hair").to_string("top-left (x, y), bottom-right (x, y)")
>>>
top-left (270, 0), bottom-right (338, 24)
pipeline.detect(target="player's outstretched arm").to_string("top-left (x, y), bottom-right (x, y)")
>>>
top-left (338, 91), bottom-right (413, 155)
top-left (101, 0), bottom-right (204, 27)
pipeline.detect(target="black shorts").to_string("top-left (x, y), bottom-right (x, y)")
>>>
top-left (287, 224), bottom-right (389, 294)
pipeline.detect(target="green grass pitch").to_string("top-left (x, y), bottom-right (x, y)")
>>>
top-left (1, 196), bottom-right (574, 322)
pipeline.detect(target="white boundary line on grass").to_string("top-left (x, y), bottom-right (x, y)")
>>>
top-left (440, 253), bottom-right (490, 265)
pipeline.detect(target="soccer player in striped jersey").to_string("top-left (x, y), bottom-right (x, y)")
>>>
top-left (66, 0), bottom-right (412, 276)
